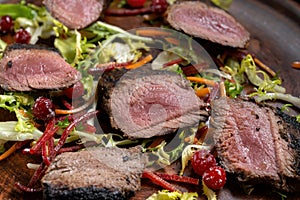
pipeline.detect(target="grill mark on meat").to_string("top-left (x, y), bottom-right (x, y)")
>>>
top-left (211, 97), bottom-right (300, 192)
top-left (97, 66), bottom-right (209, 139)
top-left (167, 1), bottom-right (250, 48)
top-left (42, 147), bottom-right (145, 200)
top-left (0, 44), bottom-right (81, 91)
top-left (44, 0), bottom-right (105, 29)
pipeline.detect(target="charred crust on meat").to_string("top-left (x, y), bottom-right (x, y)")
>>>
top-left (5, 43), bottom-right (59, 54)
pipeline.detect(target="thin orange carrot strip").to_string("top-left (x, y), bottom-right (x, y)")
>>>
top-left (164, 37), bottom-right (180, 45)
top-left (195, 87), bottom-right (210, 97)
top-left (292, 61), bottom-right (300, 69)
top-left (136, 29), bottom-right (171, 37)
top-left (187, 76), bottom-right (217, 87)
top-left (254, 57), bottom-right (276, 77)
top-left (0, 142), bottom-right (18, 161)
top-left (125, 55), bottom-right (153, 70)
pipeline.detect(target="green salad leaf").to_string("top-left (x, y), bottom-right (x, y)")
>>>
top-left (147, 190), bottom-right (198, 200)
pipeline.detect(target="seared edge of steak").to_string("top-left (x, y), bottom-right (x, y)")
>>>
top-left (97, 67), bottom-right (208, 139)
top-left (0, 44), bottom-right (81, 91)
top-left (167, 1), bottom-right (250, 48)
top-left (211, 97), bottom-right (300, 192)
top-left (42, 147), bottom-right (146, 199)
top-left (44, 0), bottom-right (105, 29)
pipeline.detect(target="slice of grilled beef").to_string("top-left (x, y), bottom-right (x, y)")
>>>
top-left (97, 66), bottom-right (208, 139)
top-left (0, 44), bottom-right (81, 91)
top-left (44, 0), bottom-right (105, 29)
top-left (210, 97), bottom-right (300, 192)
top-left (167, 1), bottom-right (250, 48)
top-left (42, 147), bottom-right (146, 200)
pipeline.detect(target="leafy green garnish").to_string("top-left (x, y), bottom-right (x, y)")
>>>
top-left (202, 180), bottom-right (217, 200)
top-left (0, 3), bottom-right (35, 19)
top-left (211, 0), bottom-right (233, 10)
top-left (0, 93), bottom-right (35, 133)
top-left (180, 144), bottom-right (211, 175)
top-left (224, 79), bottom-right (244, 98)
top-left (241, 55), bottom-right (285, 94)
top-left (147, 190), bottom-right (198, 200)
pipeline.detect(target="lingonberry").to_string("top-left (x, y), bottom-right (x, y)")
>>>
top-left (15, 29), bottom-right (31, 44)
top-left (0, 15), bottom-right (13, 34)
top-left (191, 149), bottom-right (217, 176)
top-left (202, 166), bottom-right (226, 190)
top-left (32, 97), bottom-right (55, 121)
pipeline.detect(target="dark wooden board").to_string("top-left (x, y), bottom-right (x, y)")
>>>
top-left (0, 0), bottom-right (300, 199)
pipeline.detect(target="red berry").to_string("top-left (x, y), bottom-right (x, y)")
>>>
top-left (151, 0), bottom-right (168, 13)
top-left (63, 81), bottom-right (85, 99)
top-left (191, 149), bottom-right (217, 176)
top-left (127, 0), bottom-right (146, 8)
top-left (0, 15), bottom-right (13, 34)
top-left (15, 29), bottom-right (31, 44)
top-left (32, 97), bottom-right (55, 121)
top-left (203, 166), bottom-right (226, 190)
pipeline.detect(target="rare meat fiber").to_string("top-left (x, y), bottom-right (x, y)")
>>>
top-left (97, 67), bottom-right (208, 139)
top-left (42, 147), bottom-right (146, 200)
top-left (167, 1), bottom-right (250, 48)
top-left (44, 0), bottom-right (105, 29)
top-left (0, 44), bottom-right (81, 91)
top-left (210, 97), bottom-right (300, 192)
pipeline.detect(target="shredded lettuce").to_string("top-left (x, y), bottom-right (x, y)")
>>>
top-left (241, 55), bottom-right (285, 94)
top-left (0, 93), bottom-right (35, 133)
top-left (14, 4), bottom-right (56, 44)
top-left (147, 190), bottom-right (198, 200)
top-left (255, 92), bottom-right (300, 108)
top-left (0, 3), bottom-right (35, 19)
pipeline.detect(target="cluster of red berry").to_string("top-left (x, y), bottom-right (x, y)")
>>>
top-left (191, 149), bottom-right (226, 190)
top-left (0, 15), bottom-right (31, 44)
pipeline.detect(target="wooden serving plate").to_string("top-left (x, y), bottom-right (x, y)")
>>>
top-left (0, 0), bottom-right (300, 199)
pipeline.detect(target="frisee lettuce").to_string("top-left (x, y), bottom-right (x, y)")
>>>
top-left (202, 180), bottom-right (217, 200)
top-left (180, 144), bottom-right (211, 175)
top-left (147, 190), bottom-right (198, 200)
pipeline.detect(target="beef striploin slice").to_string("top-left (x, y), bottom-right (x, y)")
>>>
top-left (97, 66), bottom-right (208, 139)
top-left (42, 147), bottom-right (146, 200)
top-left (211, 97), bottom-right (300, 192)
top-left (44, 0), bottom-right (105, 29)
top-left (167, 1), bottom-right (250, 48)
top-left (0, 44), bottom-right (81, 91)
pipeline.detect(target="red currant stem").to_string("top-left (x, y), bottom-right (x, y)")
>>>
top-left (53, 110), bottom-right (99, 156)
top-left (14, 182), bottom-right (43, 193)
top-left (62, 98), bottom-right (73, 110)
top-left (154, 172), bottom-right (199, 185)
top-left (55, 92), bottom-right (95, 115)
top-left (29, 119), bottom-right (58, 154)
top-left (163, 58), bottom-right (185, 68)
top-left (27, 162), bottom-right (48, 188)
top-left (42, 141), bottom-right (51, 166)
top-left (142, 171), bottom-right (180, 192)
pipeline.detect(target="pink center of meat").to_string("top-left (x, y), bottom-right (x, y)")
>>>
top-left (129, 84), bottom-right (180, 127)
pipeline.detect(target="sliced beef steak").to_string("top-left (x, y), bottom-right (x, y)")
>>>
top-left (97, 66), bottom-right (208, 139)
top-left (210, 97), bottom-right (300, 192)
top-left (0, 44), bottom-right (81, 91)
top-left (44, 0), bottom-right (105, 29)
top-left (167, 1), bottom-right (250, 48)
top-left (42, 147), bottom-right (145, 200)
